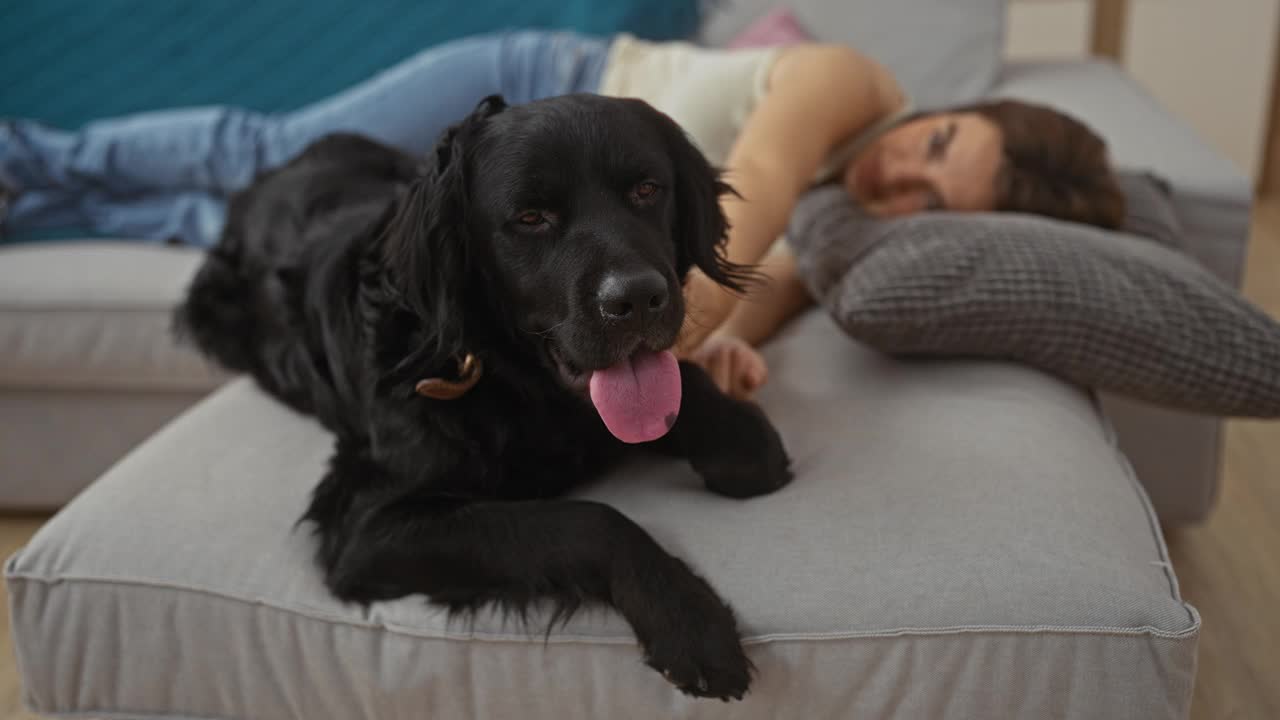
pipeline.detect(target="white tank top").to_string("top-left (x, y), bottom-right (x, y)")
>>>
top-left (598, 34), bottom-right (910, 185)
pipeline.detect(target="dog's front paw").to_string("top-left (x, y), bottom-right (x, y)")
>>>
top-left (645, 630), bottom-right (752, 701)
top-left (638, 575), bottom-right (752, 700)
top-left (694, 401), bottom-right (792, 499)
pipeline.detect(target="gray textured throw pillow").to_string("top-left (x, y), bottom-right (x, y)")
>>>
top-left (1114, 170), bottom-right (1183, 250)
top-left (786, 184), bottom-right (1280, 418)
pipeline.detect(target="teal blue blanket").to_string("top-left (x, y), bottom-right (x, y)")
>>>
top-left (1, 0), bottom-right (701, 128)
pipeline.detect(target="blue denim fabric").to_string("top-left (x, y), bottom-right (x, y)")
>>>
top-left (1, 31), bottom-right (611, 246)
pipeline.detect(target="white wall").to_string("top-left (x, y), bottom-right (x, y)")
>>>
top-left (1006, 0), bottom-right (1091, 59)
top-left (1006, 0), bottom-right (1280, 182)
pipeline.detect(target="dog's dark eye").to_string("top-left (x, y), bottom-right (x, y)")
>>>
top-left (514, 210), bottom-right (554, 231)
top-left (630, 181), bottom-right (662, 205)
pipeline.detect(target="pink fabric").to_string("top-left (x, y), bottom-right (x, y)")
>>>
top-left (726, 8), bottom-right (814, 49)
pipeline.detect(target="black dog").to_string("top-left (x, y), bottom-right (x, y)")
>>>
top-left (177, 94), bottom-right (792, 700)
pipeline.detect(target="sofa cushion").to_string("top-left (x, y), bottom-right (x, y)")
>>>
top-left (0, 242), bottom-right (226, 391)
top-left (0, 388), bottom-right (209, 509)
top-left (9, 311), bottom-right (1199, 719)
top-left (700, 0), bottom-right (1005, 108)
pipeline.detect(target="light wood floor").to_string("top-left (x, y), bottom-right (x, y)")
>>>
top-left (1164, 193), bottom-right (1280, 720)
top-left (0, 515), bottom-right (47, 720)
top-left (1, 198), bottom-right (1277, 720)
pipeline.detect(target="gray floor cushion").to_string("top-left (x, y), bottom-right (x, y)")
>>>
top-left (7, 312), bottom-right (1199, 719)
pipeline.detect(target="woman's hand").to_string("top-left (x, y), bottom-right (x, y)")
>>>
top-left (689, 334), bottom-right (769, 400)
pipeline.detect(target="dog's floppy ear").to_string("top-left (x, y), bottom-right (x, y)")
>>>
top-left (380, 95), bottom-right (507, 353)
top-left (647, 105), bottom-right (751, 293)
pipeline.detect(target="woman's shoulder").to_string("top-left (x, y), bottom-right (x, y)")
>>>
top-left (769, 43), bottom-right (903, 106)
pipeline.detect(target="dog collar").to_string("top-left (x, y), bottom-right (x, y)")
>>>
top-left (415, 353), bottom-right (483, 400)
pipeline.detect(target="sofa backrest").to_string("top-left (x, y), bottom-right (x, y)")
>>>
top-left (698, 0), bottom-right (1006, 108)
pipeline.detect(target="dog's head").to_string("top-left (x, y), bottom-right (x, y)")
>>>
top-left (381, 94), bottom-right (745, 435)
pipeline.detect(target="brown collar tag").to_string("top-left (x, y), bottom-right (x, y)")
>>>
top-left (415, 353), bottom-right (483, 400)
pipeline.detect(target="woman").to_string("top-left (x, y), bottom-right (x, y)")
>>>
top-left (689, 95), bottom-right (1128, 398)
top-left (0, 29), bottom-right (1124, 390)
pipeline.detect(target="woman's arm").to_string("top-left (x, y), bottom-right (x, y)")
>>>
top-left (679, 44), bottom-right (904, 351)
top-left (713, 242), bottom-right (811, 347)
top-left (687, 242), bottom-right (811, 399)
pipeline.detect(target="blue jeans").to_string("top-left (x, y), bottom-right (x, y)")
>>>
top-left (0, 31), bottom-right (611, 246)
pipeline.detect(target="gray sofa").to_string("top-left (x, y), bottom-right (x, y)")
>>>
top-left (0, 244), bottom-right (225, 508)
top-left (2, 2), bottom-right (1251, 718)
top-left (0, 1), bottom-right (1249, 524)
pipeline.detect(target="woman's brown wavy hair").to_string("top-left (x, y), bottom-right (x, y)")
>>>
top-left (941, 99), bottom-right (1126, 229)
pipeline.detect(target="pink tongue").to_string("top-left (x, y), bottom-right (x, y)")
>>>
top-left (588, 349), bottom-right (682, 444)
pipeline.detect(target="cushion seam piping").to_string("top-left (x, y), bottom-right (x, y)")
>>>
top-left (6, 572), bottom-right (1200, 643)
top-left (1089, 391), bottom-right (1201, 631)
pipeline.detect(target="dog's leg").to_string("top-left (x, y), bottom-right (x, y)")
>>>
top-left (655, 362), bottom-right (792, 499)
top-left (303, 439), bottom-right (753, 701)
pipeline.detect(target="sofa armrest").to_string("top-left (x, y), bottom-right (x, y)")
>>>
top-left (988, 59), bottom-right (1255, 525)
top-left (988, 58), bottom-right (1252, 287)
top-left (989, 59), bottom-right (1250, 205)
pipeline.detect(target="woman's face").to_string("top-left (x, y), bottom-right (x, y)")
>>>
top-left (844, 112), bottom-right (1003, 217)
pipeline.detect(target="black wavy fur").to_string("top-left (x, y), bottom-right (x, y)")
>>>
top-left (175, 94), bottom-right (791, 700)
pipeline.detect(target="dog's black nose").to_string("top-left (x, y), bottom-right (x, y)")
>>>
top-left (597, 270), bottom-right (669, 325)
